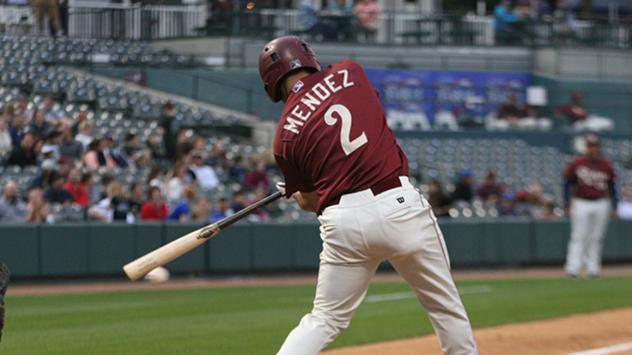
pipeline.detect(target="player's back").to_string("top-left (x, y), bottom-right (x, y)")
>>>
top-left (273, 60), bottom-right (408, 213)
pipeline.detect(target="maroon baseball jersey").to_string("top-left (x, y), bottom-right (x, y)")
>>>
top-left (273, 60), bottom-right (408, 213)
top-left (563, 156), bottom-right (615, 199)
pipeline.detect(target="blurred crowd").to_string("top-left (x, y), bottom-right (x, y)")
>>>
top-left (426, 170), bottom-right (632, 220)
top-left (0, 96), bottom-right (282, 224)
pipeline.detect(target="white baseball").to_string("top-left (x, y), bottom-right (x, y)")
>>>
top-left (143, 266), bottom-right (171, 283)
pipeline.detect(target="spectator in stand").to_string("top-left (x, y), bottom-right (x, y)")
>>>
top-left (6, 132), bottom-right (37, 167)
top-left (477, 171), bottom-right (503, 203)
top-left (30, 110), bottom-right (51, 140)
top-left (617, 186), bottom-right (632, 220)
top-left (81, 172), bottom-right (98, 206)
top-left (495, 93), bottom-right (525, 128)
top-left (109, 182), bottom-right (133, 223)
top-left (555, 92), bottom-right (613, 131)
top-left (228, 155), bottom-right (248, 183)
top-left (83, 139), bottom-right (115, 172)
top-left (244, 159), bottom-right (269, 191)
top-left (74, 119), bottom-right (93, 150)
top-left (352, 0), bottom-right (380, 42)
top-left (0, 115), bottom-right (12, 160)
top-left (191, 197), bottom-right (211, 222)
top-left (15, 96), bottom-right (34, 125)
top-left (427, 179), bottom-right (452, 218)
top-left (64, 168), bottom-right (89, 208)
top-left (160, 101), bottom-right (178, 162)
top-left (147, 135), bottom-right (166, 161)
top-left (210, 197), bottom-right (232, 222)
top-left (41, 96), bottom-right (63, 123)
top-left (44, 173), bottom-right (74, 206)
top-left (88, 181), bottom-right (132, 223)
top-left (128, 182), bottom-right (145, 217)
top-left (121, 133), bottom-right (143, 167)
top-left (230, 190), bottom-right (247, 213)
top-left (175, 130), bottom-right (194, 163)
top-left (452, 170), bottom-right (474, 202)
top-left (189, 152), bottom-right (219, 191)
top-left (41, 130), bottom-right (63, 162)
top-left (494, 0), bottom-right (521, 44)
top-left (59, 123), bottom-right (83, 162)
top-left (166, 163), bottom-right (192, 205)
top-left (32, 0), bottom-right (62, 36)
top-left (26, 188), bottom-right (50, 224)
top-left (28, 159), bottom-right (57, 190)
top-left (553, 0), bottom-right (578, 43)
top-left (167, 185), bottom-right (197, 222)
top-left (146, 165), bottom-right (166, 193)
top-left (498, 193), bottom-right (517, 216)
top-left (140, 186), bottom-right (168, 221)
top-left (0, 181), bottom-right (27, 222)
top-left (102, 136), bottom-right (128, 168)
top-left (8, 113), bottom-right (25, 148)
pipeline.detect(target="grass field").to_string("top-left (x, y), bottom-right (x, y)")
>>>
top-left (4, 276), bottom-right (632, 355)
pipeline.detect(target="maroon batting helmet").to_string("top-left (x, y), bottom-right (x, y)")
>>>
top-left (258, 36), bottom-right (321, 102)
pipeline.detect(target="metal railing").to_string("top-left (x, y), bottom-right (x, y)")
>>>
top-left (1, 4), bottom-right (632, 47)
top-left (0, 3), bottom-right (207, 40)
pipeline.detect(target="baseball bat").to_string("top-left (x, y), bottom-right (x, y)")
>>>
top-left (123, 191), bottom-right (283, 281)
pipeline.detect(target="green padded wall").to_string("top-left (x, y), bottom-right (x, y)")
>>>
top-left (0, 224), bottom-right (39, 277)
top-left (40, 224), bottom-right (90, 276)
top-left (88, 223), bottom-right (136, 275)
top-left (208, 223), bottom-right (253, 272)
top-left (164, 223), bottom-right (207, 274)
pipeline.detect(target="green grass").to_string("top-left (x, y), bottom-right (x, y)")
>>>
top-left (3, 277), bottom-right (632, 355)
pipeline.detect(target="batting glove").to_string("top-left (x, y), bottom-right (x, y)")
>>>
top-left (276, 182), bottom-right (286, 196)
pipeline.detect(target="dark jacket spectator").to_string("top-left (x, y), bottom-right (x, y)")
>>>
top-left (140, 186), bottom-right (168, 221)
top-left (6, 133), bottom-right (37, 167)
top-left (476, 171), bottom-right (503, 202)
top-left (44, 173), bottom-right (74, 205)
top-left (160, 101), bottom-right (178, 161)
top-left (452, 170), bottom-right (473, 202)
top-left (59, 124), bottom-right (83, 161)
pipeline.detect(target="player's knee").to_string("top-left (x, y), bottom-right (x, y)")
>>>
top-left (309, 310), bottom-right (350, 335)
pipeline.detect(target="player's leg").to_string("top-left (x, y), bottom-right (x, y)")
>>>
top-left (565, 199), bottom-right (591, 276)
top-left (277, 205), bottom-right (379, 355)
top-left (276, 260), bottom-right (379, 355)
top-left (585, 200), bottom-right (611, 276)
top-left (383, 189), bottom-right (476, 354)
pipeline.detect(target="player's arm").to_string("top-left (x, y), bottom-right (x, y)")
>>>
top-left (292, 191), bottom-right (318, 213)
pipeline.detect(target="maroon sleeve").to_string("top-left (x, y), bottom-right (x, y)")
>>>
top-left (274, 153), bottom-right (315, 198)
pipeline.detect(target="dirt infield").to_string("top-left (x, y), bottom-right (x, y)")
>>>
top-left (323, 308), bottom-right (632, 355)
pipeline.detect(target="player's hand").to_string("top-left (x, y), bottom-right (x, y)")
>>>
top-left (276, 182), bottom-right (286, 196)
top-left (610, 211), bottom-right (618, 220)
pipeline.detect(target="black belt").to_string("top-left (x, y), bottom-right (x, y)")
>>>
top-left (320, 175), bottom-right (402, 213)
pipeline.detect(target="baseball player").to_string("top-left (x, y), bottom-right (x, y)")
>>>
top-left (0, 263), bottom-right (9, 343)
top-left (259, 36), bottom-right (477, 355)
top-left (563, 135), bottom-right (618, 278)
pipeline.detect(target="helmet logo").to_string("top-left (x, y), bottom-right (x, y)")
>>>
top-left (289, 58), bottom-right (302, 69)
top-left (291, 80), bottom-right (304, 93)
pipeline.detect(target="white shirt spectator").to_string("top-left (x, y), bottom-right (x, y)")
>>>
top-left (167, 177), bottom-right (185, 204)
top-left (190, 164), bottom-right (219, 191)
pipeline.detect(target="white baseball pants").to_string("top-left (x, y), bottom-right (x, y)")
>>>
top-left (565, 197), bottom-right (611, 276)
top-left (277, 177), bottom-right (477, 355)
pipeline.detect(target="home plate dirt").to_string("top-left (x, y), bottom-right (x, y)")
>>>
top-left (323, 308), bottom-right (632, 355)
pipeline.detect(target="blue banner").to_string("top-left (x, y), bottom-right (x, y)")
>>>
top-left (365, 68), bottom-right (531, 126)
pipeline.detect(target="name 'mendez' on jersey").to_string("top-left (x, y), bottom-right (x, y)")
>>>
top-left (273, 60), bottom-right (408, 213)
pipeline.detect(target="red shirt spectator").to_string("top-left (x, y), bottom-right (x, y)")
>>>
top-left (64, 168), bottom-right (89, 207)
top-left (140, 186), bottom-right (168, 221)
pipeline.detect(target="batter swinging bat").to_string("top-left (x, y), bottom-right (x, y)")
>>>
top-left (123, 191), bottom-right (283, 281)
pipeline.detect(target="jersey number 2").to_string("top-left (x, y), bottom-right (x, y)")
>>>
top-left (324, 104), bottom-right (368, 156)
